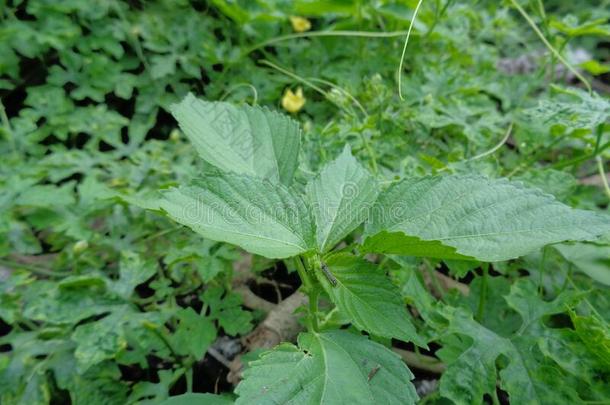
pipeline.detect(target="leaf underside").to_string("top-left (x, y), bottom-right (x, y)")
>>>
top-left (364, 175), bottom-right (610, 261)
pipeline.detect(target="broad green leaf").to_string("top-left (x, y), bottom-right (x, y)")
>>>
top-left (170, 93), bottom-right (301, 185)
top-left (160, 173), bottom-right (315, 259)
top-left (318, 254), bottom-right (425, 346)
top-left (306, 146), bottom-right (378, 252)
top-left (363, 175), bottom-right (610, 262)
top-left (439, 280), bottom-right (585, 405)
top-left (438, 306), bottom-right (580, 405)
top-left (235, 330), bottom-right (418, 405)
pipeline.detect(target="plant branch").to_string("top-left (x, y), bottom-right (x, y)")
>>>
top-left (246, 30), bottom-right (415, 55)
top-left (508, 0), bottom-right (591, 93)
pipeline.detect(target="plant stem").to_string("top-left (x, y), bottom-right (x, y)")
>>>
top-left (397, 0), bottom-right (425, 100)
top-left (476, 263), bottom-right (489, 322)
top-left (550, 140), bottom-right (610, 170)
top-left (246, 30), bottom-right (415, 55)
top-left (295, 257), bottom-right (319, 331)
top-left (0, 259), bottom-right (71, 278)
top-left (596, 156), bottom-right (610, 202)
top-left (508, 0), bottom-right (591, 93)
top-left (468, 123), bottom-right (513, 162)
top-left (538, 246), bottom-right (548, 295)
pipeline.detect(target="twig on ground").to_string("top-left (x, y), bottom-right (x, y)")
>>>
top-left (227, 290), bottom-right (307, 384)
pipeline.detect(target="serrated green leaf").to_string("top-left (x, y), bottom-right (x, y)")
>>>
top-left (364, 175), bottom-right (610, 262)
top-left (170, 93), bottom-right (301, 185)
top-left (306, 146), bottom-right (378, 252)
top-left (235, 330), bottom-right (418, 405)
top-left (202, 287), bottom-right (253, 336)
top-left (538, 328), bottom-right (606, 380)
top-left (318, 254), bottom-right (425, 346)
top-left (160, 173), bottom-right (315, 259)
top-left (172, 307), bottom-right (217, 359)
top-left (570, 311), bottom-right (610, 367)
top-left (112, 251), bottom-right (157, 299)
top-left (438, 306), bottom-right (580, 405)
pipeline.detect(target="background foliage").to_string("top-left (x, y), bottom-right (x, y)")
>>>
top-left (0, 0), bottom-right (609, 404)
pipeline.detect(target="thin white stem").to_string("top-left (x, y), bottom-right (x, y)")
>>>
top-left (397, 0), bottom-right (425, 100)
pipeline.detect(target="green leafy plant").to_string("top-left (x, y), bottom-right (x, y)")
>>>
top-left (156, 94), bottom-right (610, 404)
top-left (1, 1), bottom-right (610, 404)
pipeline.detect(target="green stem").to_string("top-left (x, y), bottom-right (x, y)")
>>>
top-left (476, 264), bottom-right (489, 322)
top-left (295, 257), bottom-right (319, 331)
top-left (308, 288), bottom-right (320, 332)
top-left (593, 123), bottom-right (604, 155)
top-left (185, 365), bottom-right (194, 393)
top-left (397, 0), bottom-right (425, 100)
top-left (538, 246), bottom-right (548, 295)
top-left (550, 140), bottom-right (610, 170)
top-left (468, 123), bottom-right (513, 162)
top-left (595, 156), bottom-right (610, 202)
top-left (0, 259), bottom-right (71, 278)
top-left (245, 29), bottom-right (415, 55)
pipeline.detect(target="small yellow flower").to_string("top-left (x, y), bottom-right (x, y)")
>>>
top-left (289, 16), bottom-right (311, 33)
top-left (281, 87), bottom-right (306, 113)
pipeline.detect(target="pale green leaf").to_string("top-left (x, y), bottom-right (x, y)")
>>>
top-left (170, 93), bottom-right (300, 185)
top-left (318, 254), bottom-right (425, 346)
top-left (160, 173), bottom-right (315, 259)
top-left (364, 175), bottom-right (610, 262)
top-left (306, 146), bottom-right (378, 252)
top-left (555, 242), bottom-right (610, 286)
top-left (235, 330), bottom-right (417, 405)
